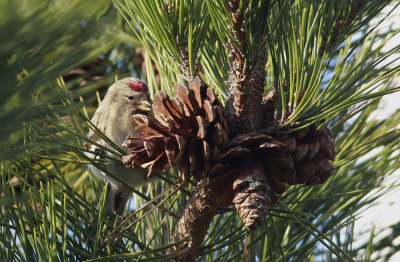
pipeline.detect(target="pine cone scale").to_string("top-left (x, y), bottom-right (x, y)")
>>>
top-left (203, 100), bottom-right (216, 123)
top-left (196, 116), bottom-right (207, 139)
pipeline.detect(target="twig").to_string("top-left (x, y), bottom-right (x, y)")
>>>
top-left (332, 101), bottom-right (368, 128)
top-left (169, 178), bottom-right (219, 262)
top-left (320, 0), bottom-right (365, 55)
top-left (249, 230), bottom-right (254, 262)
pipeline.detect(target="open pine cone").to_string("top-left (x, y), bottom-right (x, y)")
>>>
top-left (122, 77), bottom-right (229, 181)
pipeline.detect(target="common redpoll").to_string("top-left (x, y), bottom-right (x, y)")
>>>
top-left (84, 77), bottom-right (151, 220)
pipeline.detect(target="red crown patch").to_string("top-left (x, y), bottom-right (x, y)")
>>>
top-left (128, 79), bottom-right (148, 92)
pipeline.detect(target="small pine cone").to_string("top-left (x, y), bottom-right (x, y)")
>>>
top-left (287, 125), bottom-right (336, 185)
top-left (261, 88), bottom-right (336, 186)
top-left (122, 77), bottom-right (229, 181)
top-left (232, 161), bottom-right (271, 230)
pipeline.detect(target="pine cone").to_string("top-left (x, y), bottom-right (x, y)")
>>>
top-left (209, 133), bottom-right (296, 229)
top-left (281, 125), bottom-right (336, 185)
top-left (262, 89), bottom-right (336, 186)
top-left (122, 77), bottom-right (229, 181)
top-left (232, 161), bottom-right (272, 230)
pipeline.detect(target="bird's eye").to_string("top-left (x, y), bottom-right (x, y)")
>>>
top-left (128, 96), bottom-right (134, 100)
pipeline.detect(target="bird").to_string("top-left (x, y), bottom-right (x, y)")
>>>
top-left (84, 77), bottom-right (152, 221)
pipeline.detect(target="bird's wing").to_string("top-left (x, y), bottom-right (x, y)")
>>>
top-left (84, 105), bottom-right (108, 149)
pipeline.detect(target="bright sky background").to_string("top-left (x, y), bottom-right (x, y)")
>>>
top-left (353, 4), bottom-right (400, 261)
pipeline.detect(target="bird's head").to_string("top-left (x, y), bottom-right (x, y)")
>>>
top-left (106, 77), bottom-right (152, 116)
top-left (87, 77), bottom-right (152, 147)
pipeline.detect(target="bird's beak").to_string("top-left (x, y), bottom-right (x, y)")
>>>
top-left (137, 100), bottom-right (152, 113)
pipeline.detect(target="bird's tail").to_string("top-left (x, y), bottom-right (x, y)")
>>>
top-left (103, 183), bottom-right (131, 222)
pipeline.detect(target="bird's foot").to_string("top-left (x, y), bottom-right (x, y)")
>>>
top-left (94, 148), bottom-right (106, 160)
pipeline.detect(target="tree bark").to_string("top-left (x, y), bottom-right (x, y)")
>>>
top-left (170, 179), bottom-right (218, 262)
top-left (225, 0), bottom-right (268, 135)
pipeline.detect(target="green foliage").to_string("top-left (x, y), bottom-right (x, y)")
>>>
top-left (0, 0), bottom-right (117, 160)
top-left (1, 0), bottom-right (400, 261)
top-left (266, 1), bottom-right (400, 127)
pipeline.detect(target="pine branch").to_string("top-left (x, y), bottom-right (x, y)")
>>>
top-left (169, 179), bottom-right (218, 262)
top-left (225, 0), bottom-right (268, 134)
